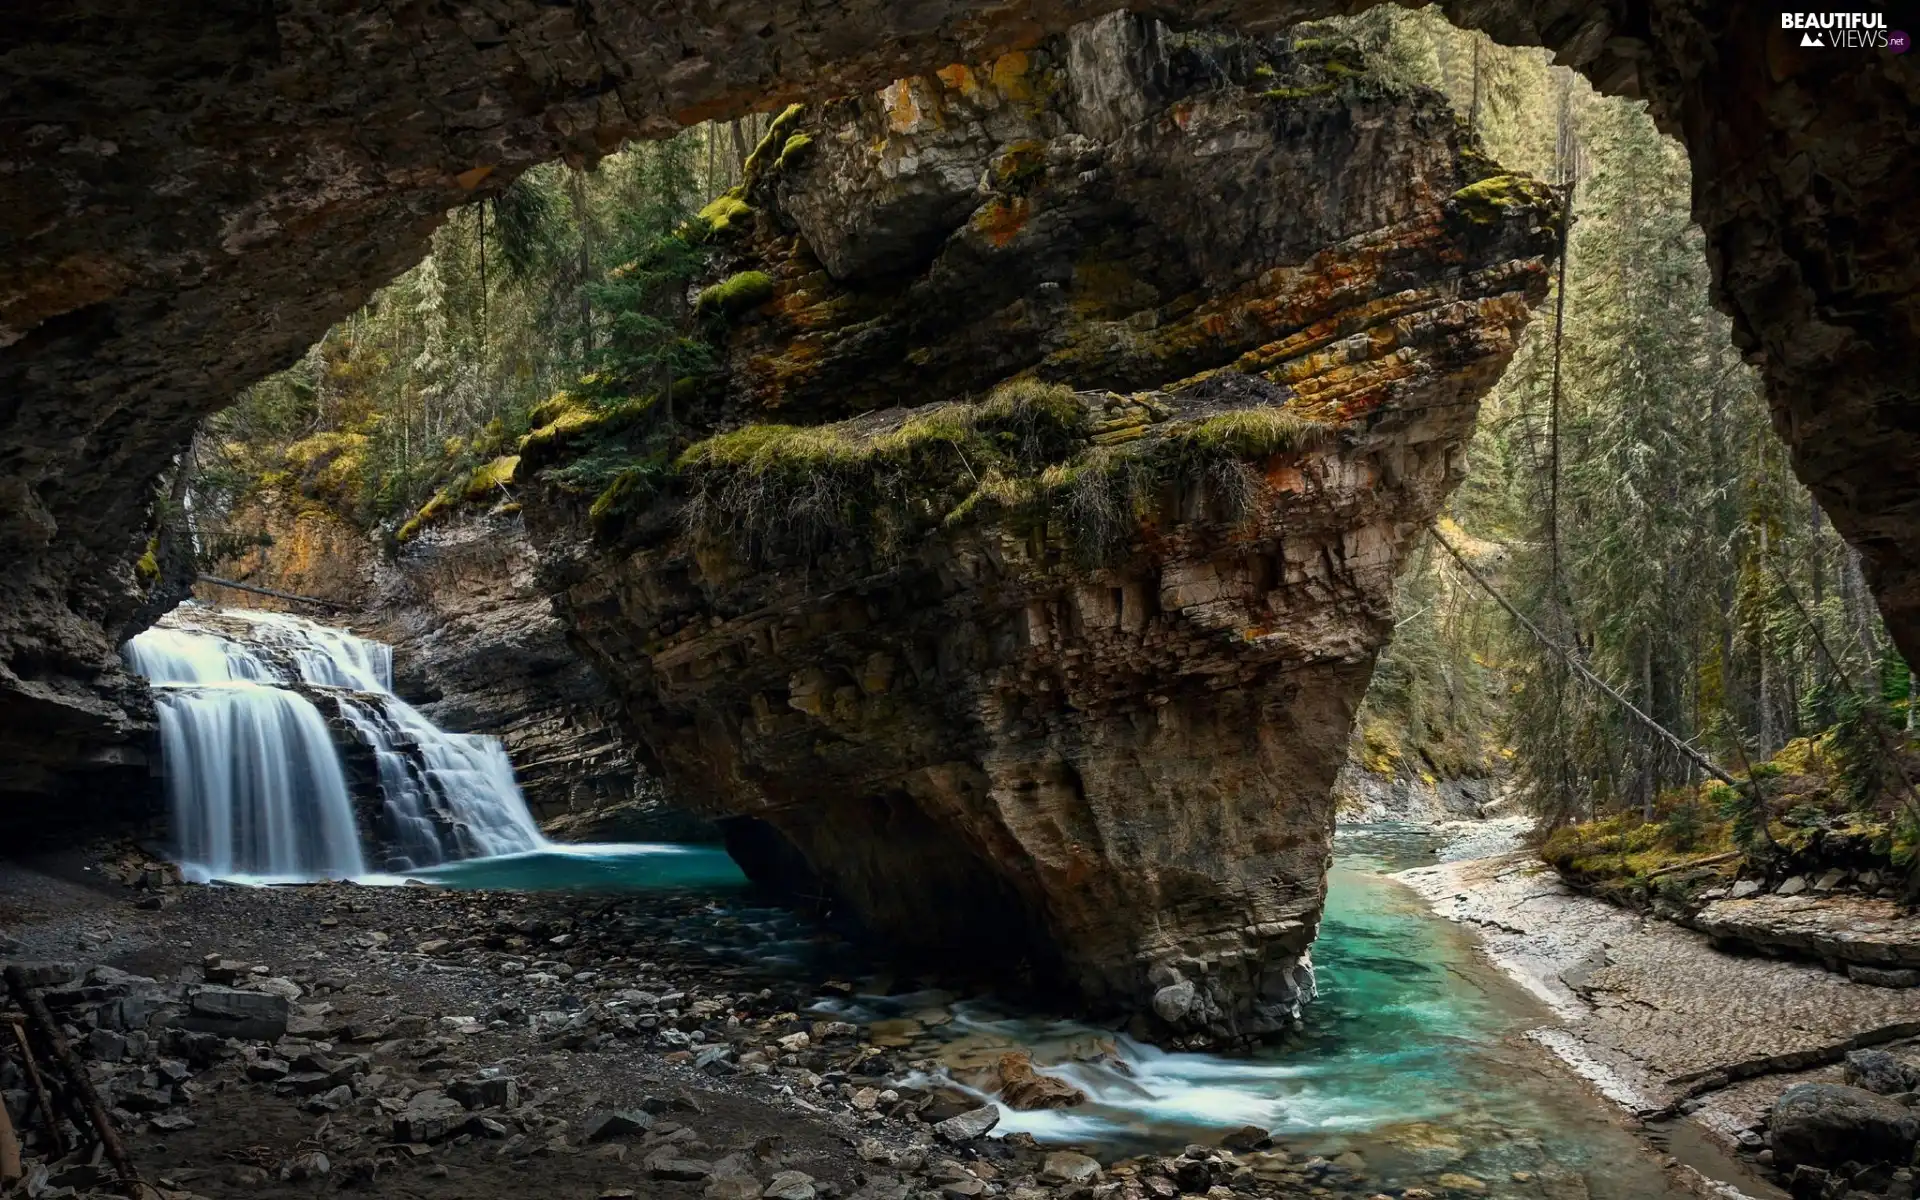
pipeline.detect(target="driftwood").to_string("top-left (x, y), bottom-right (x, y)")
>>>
top-left (0, 1076), bottom-right (19, 1185)
top-left (5, 1016), bottom-right (63, 1160)
top-left (2, 968), bottom-right (141, 1196)
top-left (196, 574), bottom-right (345, 611)
top-left (1640, 851), bottom-right (1744, 880)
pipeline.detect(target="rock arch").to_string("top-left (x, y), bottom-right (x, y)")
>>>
top-left (0, 0), bottom-right (1914, 819)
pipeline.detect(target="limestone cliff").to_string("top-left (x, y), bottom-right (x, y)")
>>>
top-left (521, 17), bottom-right (1559, 1043)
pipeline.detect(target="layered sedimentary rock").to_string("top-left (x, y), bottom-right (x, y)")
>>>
top-left (355, 516), bottom-right (702, 840)
top-left (522, 18), bottom-right (1559, 1041)
top-left (1, 1), bottom-right (1915, 852)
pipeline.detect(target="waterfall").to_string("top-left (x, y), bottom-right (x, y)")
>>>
top-left (125, 605), bottom-right (548, 881)
top-left (125, 623), bottom-right (365, 882)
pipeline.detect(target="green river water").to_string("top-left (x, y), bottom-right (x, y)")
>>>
top-left (412, 827), bottom-right (1740, 1199)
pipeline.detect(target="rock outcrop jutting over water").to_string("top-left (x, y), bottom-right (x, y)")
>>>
top-left (522, 18), bottom-right (1559, 1042)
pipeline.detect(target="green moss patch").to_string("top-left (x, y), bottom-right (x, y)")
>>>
top-left (695, 270), bottom-right (776, 320)
top-left (659, 377), bottom-right (1330, 564)
top-left (1540, 726), bottom-right (1918, 904)
top-left (283, 431), bottom-right (371, 504)
top-left (697, 189), bottom-right (753, 240)
top-left (741, 104), bottom-right (808, 187)
top-left (775, 133), bottom-right (814, 170)
top-left (1450, 173), bottom-right (1559, 225)
top-left (395, 453), bottom-right (520, 543)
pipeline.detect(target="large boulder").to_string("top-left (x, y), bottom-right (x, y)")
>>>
top-left (1770, 1083), bottom-right (1920, 1171)
top-left (524, 17), bottom-right (1557, 1043)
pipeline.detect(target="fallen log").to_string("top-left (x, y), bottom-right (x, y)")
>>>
top-left (2, 968), bottom-right (141, 1196)
top-left (5, 1016), bottom-right (64, 1160)
top-left (0, 1076), bottom-right (20, 1185)
top-left (196, 574), bottom-right (346, 611)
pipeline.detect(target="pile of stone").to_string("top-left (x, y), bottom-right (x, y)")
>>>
top-left (2, 957), bottom-right (294, 1198)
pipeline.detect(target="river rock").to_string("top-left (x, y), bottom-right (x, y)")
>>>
top-left (180, 986), bottom-right (289, 1040)
top-left (996, 1053), bottom-right (1085, 1111)
top-left (933, 1106), bottom-right (1001, 1144)
top-left (449, 1075), bottom-right (520, 1110)
top-left (392, 1091), bottom-right (471, 1143)
top-left (708, 1177), bottom-right (763, 1200)
top-left (1220, 1126), bottom-right (1272, 1153)
top-left (764, 1171), bottom-right (818, 1200)
top-left (1041, 1152), bottom-right (1102, 1185)
top-left (584, 1109), bottom-right (655, 1141)
top-left (1845, 1050), bottom-right (1919, 1097)
top-left (648, 1155), bottom-right (715, 1182)
top-left (1770, 1083), bottom-right (1920, 1170)
top-left (1151, 981), bottom-right (1198, 1026)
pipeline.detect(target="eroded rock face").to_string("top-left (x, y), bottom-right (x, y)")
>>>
top-left (523, 19), bottom-right (1558, 1041)
top-left (357, 516), bottom-right (701, 839)
top-left (1, 0), bottom-right (1916, 856)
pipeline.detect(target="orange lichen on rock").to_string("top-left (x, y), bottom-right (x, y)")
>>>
top-left (973, 195), bottom-right (1031, 247)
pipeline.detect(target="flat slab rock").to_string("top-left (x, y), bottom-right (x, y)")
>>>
top-left (1690, 894), bottom-right (1920, 971)
top-left (1396, 852), bottom-right (1920, 1113)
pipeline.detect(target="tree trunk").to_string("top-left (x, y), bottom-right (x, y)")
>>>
top-left (568, 168), bottom-right (593, 360)
top-left (1468, 37), bottom-right (1482, 133)
top-left (1640, 638), bottom-right (1657, 821)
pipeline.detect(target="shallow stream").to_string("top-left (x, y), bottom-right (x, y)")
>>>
top-left (416, 826), bottom-right (1730, 1199)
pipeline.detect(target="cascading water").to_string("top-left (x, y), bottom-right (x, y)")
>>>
top-left (125, 622), bottom-right (366, 882)
top-left (125, 605), bottom-right (549, 880)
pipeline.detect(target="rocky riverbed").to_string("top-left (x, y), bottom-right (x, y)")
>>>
top-left (1, 838), bottom-right (1690, 1200)
top-left (1398, 841), bottom-right (1920, 1200)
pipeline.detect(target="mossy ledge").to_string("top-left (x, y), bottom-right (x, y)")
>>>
top-left (395, 453), bottom-right (520, 543)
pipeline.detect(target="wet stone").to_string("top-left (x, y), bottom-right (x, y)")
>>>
top-left (933, 1105), bottom-right (1000, 1144)
top-left (764, 1171), bottom-right (818, 1200)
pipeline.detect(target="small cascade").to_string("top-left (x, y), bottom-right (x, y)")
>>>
top-left (125, 605), bottom-right (549, 880)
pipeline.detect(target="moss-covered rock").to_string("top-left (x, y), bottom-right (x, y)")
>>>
top-left (396, 453), bottom-right (520, 543)
top-left (695, 270), bottom-right (776, 320)
top-left (1450, 173), bottom-right (1561, 226)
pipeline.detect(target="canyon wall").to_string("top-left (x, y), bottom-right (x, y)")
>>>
top-left (520, 18), bottom-right (1559, 1041)
top-left (0, 1), bottom-right (1914, 849)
